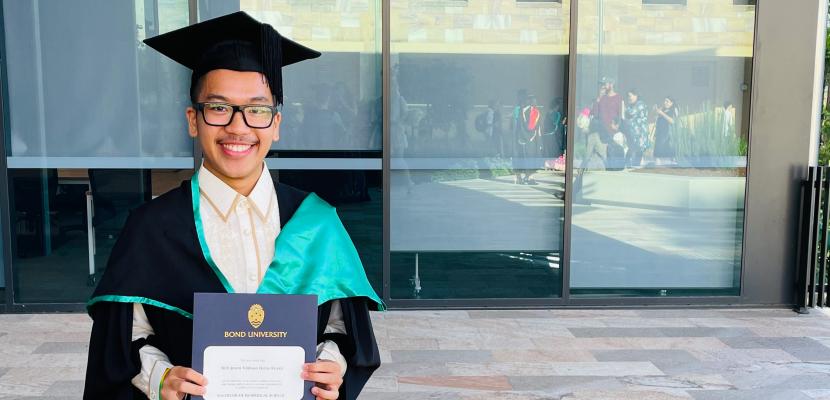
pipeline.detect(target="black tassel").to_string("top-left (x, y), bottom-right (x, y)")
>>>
top-left (260, 23), bottom-right (283, 105)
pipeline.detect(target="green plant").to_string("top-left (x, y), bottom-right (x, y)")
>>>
top-left (819, 109), bottom-right (830, 166)
top-left (484, 157), bottom-right (514, 177)
top-left (673, 104), bottom-right (746, 161)
top-left (429, 159), bottom-right (480, 182)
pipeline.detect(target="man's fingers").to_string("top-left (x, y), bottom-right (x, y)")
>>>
top-left (170, 367), bottom-right (208, 386)
top-left (183, 369), bottom-right (208, 386)
top-left (169, 378), bottom-right (207, 396)
top-left (304, 361), bottom-right (340, 374)
top-left (303, 371), bottom-right (342, 386)
top-left (312, 385), bottom-right (339, 400)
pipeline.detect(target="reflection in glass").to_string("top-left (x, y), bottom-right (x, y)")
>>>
top-left (10, 169), bottom-right (149, 303)
top-left (390, 0), bottom-right (570, 299)
top-left (570, 0), bottom-right (754, 296)
top-left (1, 225), bottom-right (4, 302)
top-left (3, 0), bottom-right (192, 160)
top-left (237, 0), bottom-right (382, 151)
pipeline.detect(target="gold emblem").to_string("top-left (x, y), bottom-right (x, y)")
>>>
top-left (248, 304), bottom-right (265, 329)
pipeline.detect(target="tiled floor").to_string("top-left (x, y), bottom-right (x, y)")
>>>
top-left (1, 308), bottom-right (830, 399)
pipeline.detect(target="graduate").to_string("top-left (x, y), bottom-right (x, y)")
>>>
top-left (83, 11), bottom-right (384, 400)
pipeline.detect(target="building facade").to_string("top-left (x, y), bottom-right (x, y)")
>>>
top-left (0, 0), bottom-right (825, 311)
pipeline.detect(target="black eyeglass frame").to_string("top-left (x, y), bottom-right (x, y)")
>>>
top-left (193, 102), bottom-right (280, 129)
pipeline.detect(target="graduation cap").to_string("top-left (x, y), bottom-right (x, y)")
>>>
top-left (143, 11), bottom-right (321, 105)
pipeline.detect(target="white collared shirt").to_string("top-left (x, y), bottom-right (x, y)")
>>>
top-left (198, 162), bottom-right (280, 293)
top-left (130, 163), bottom-right (347, 399)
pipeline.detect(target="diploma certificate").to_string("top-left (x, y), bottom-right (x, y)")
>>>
top-left (203, 346), bottom-right (304, 399)
top-left (192, 293), bottom-right (317, 400)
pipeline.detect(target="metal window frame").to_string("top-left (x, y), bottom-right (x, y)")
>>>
top-left (0, 0), bottom-right (11, 313)
top-left (0, 0), bottom-right (771, 313)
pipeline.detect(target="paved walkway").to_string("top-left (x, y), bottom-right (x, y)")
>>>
top-left (2, 308), bottom-right (830, 399)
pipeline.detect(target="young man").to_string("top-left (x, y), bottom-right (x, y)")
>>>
top-left (83, 12), bottom-right (383, 400)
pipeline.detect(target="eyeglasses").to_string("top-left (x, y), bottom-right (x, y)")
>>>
top-left (194, 102), bottom-right (278, 129)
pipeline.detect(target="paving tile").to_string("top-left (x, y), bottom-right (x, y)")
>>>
top-left (533, 336), bottom-right (731, 352)
top-left (599, 318), bottom-right (698, 328)
top-left (621, 374), bottom-right (734, 391)
top-left (362, 375), bottom-right (398, 392)
top-left (593, 349), bottom-right (700, 372)
top-left (446, 361), bottom-right (664, 377)
top-left (375, 337), bottom-right (440, 351)
top-left (437, 337), bottom-right (537, 351)
top-left (720, 337), bottom-right (830, 362)
top-left (391, 350), bottom-right (492, 363)
top-left (10, 397), bottom-right (79, 400)
top-left (568, 327), bottom-right (755, 338)
top-left (559, 388), bottom-right (693, 399)
top-left (690, 389), bottom-right (814, 400)
top-left (507, 375), bottom-right (626, 392)
top-left (0, 315), bottom-right (33, 325)
top-left (769, 375), bottom-right (830, 390)
top-left (802, 389), bottom-right (830, 399)
top-left (812, 337), bottom-right (830, 350)
top-left (360, 392), bottom-right (462, 400)
top-left (467, 310), bottom-right (558, 319)
top-left (659, 328), bottom-right (757, 338)
top-left (398, 376), bottom-right (512, 391)
top-left (41, 380), bottom-right (83, 397)
top-left (32, 342), bottom-right (88, 355)
top-left (569, 328), bottom-right (667, 338)
top-left (373, 362), bottom-right (453, 378)
top-left (491, 349), bottom-right (597, 362)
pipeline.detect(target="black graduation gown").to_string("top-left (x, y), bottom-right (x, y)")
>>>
top-left (82, 180), bottom-right (380, 400)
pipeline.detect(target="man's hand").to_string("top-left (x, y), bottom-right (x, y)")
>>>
top-left (161, 366), bottom-right (207, 400)
top-left (302, 360), bottom-right (342, 400)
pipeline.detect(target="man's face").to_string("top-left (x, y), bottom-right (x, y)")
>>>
top-left (186, 69), bottom-right (281, 182)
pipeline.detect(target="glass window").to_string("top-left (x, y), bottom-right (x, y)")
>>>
top-left (3, 1), bottom-right (194, 303)
top-left (569, 0), bottom-right (754, 297)
top-left (2, 0), bottom-right (193, 168)
top-left (1, 222), bottom-right (4, 304)
top-left (199, 0), bottom-right (383, 152)
top-left (390, 0), bottom-right (570, 299)
top-left (10, 169), bottom-right (139, 303)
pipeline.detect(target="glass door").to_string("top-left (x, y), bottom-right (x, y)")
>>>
top-left (568, 0), bottom-right (755, 297)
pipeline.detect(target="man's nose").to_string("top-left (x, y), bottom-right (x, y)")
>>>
top-left (225, 109), bottom-right (252, 133)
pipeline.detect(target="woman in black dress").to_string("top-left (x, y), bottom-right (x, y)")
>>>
top-left (653, 96), bottom-right (678, 165)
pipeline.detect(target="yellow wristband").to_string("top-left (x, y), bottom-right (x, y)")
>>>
top-left (158, 367), bottom-right (172, 400)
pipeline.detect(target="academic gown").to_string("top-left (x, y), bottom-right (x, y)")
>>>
top-left (83, 179), bottom-right (384, 400)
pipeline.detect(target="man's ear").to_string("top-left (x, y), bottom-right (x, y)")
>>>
top-left (186, 107), bottom-right (198, 138)
top-left (272, 112), bottom-right (282, 142)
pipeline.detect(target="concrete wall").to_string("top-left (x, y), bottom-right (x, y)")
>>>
top-left (742, 0), bottom-right (827, 305)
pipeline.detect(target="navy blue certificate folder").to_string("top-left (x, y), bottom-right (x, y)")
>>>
top-left (192, 293), bottom-right (317, 400)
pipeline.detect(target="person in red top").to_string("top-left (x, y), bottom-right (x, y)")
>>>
top-left (592, 77), bottom-right (624, 134)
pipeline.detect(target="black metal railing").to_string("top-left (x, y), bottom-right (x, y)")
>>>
top-left (796, 166), bottom-right (830, 313)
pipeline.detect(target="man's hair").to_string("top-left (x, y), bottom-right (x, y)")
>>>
top-left (189, 72), bottom-right (278, 106)
top-left (190, 74), bottom-right (204, 104)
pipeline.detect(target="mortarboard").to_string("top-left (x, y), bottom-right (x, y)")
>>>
top-left (143, 11), bottom-right (320, 105)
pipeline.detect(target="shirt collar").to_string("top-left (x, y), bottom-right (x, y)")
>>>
top-left (198, 162), bottom-right (274, 221)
